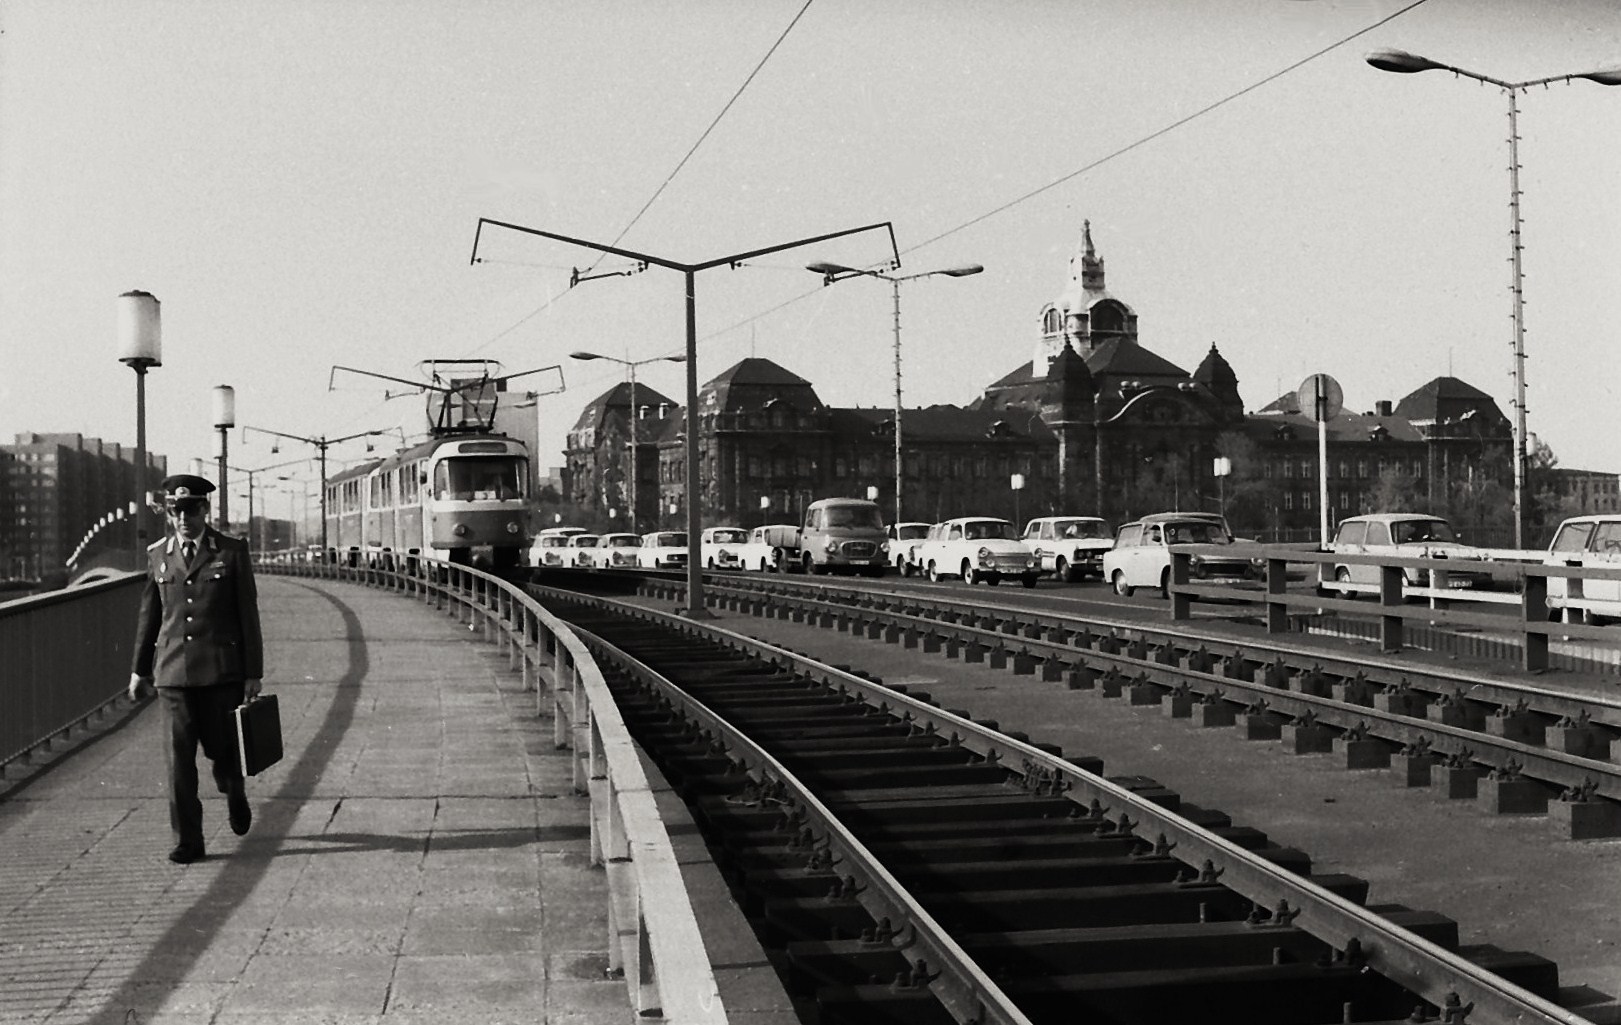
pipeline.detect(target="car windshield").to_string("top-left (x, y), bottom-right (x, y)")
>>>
top-left (963, 520), bottom-right (1016, 541)
top-left (1164, 522), bottom-right (1233, 545)
top-left (895, 524), bottom-right (929, 540)
top-left (539, 537), bottom-right (569, 548)
top-left (607, 536), bottom-right (640, 547)
top-left (653, 533), bottom-right (688, 547)
top-left (1053, 519), bottom-right (1109, 539)
top-left (1391, 520), bottom-right (1456, 544)
top-left (709, 529), bottom-right (746, 544)
top-left (571, 536), bottom-right (599, 547)
top-left (824, 505), bottom-right (884, 529)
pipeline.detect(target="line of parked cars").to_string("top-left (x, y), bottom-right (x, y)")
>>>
top-left (527, 502), bottom-right (1621, 622)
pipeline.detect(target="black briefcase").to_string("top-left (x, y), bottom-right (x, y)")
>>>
top-left (234, 694), bottom-right (283, 777)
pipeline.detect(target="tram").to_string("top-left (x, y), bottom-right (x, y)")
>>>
top-left (322, 358), bottom-right (561, 572)
top-left (325, 434), bottom-right (530, 571)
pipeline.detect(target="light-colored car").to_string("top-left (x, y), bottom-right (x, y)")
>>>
top-left (1103, 513), bottom-right (1253, 598)
top-left (527, 527), bottom-right (587, 568)
top-left (1324, 513), bottom-right (1490, 592)
top-left (1021, 516), bottom-right (1114, 582)
top-left (732, 524), bottom-right (803, 573)
top-left (700, 527), bottom-right (749, 570)
top-left (565, 533), bottom-right (601, 567)
top-left (914, 516), bottom-right (1039, 587)
top-left (800, 497), bottom-right (886, 576)
top-left (886, 521), bottom-right (931, 576)
top-left (637, 530), bottom-right (689, 570)
top-left (1543, 514), bottom-right (1621, 624)
top-left (586, 532), bottom-right (642, 569)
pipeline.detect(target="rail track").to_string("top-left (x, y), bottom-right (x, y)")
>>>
top-left (566, 569), bottom-right (1621, 843)
top-left (529, 581), bottom-right (1589, 1025)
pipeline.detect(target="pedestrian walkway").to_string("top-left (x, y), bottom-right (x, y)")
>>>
top-left (0, 576), bottom-right (630, 1025)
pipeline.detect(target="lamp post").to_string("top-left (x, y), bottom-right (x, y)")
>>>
top-left (807, 261), bottom-right (983, 525)
top-left (1367, 48), bottom-right (1621, 549)
top-left (117, 291), bottom-right (161, 552)
top-left (472, 217), bottom-right (897, 619)
top-left (570, 351), bottom-right (687, 535)
top-left (242, 425), bottom-right (395, 551)
top-left (211, 386), bottom-right (236, 531)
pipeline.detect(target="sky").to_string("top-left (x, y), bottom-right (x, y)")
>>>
top-left (3, 0), bottom-right (1619, 518)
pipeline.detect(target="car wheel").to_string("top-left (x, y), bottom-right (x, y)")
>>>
top-left (1112, 571), bottom-right (1134, 598)
top-left (1158, 568), bottom-right (1171, 600)
top-left (1335, 567), bottom-right (1354, 599)
top-left (962, 562), bottom-right (977, 585)
top-left (927, 561), bottom-right (940, 583)
top-left (985, 574), bottom-right (1000, 586)
top-left (1055, 557), bottom-right (1070, 583)
top-left (1021, 573), bottom-right (1038, 589)
top-left (899, 559), bottom-right (912, 578)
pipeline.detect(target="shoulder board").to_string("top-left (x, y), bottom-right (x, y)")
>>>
top-left (147, 538), bottom-right (167, 551)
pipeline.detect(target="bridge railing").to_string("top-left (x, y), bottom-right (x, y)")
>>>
top-left (256, 554), bottom-right (726, 1025)
top-left (0, 573), bottom-right (145, 772)
top-left (1168, 545), bottom-right (1621, 674)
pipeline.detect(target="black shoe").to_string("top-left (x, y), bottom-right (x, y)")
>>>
top-left (227, 783), bottom-right (252, 836)
top-left (168, 844), bottom-right (205, 864)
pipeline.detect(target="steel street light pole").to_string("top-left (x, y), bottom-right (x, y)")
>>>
top-left (1367, 48), bottom-right (1621, 549)
top-left (117, 292), bottom-right (162, 553)
top-left (473, 218), bottom-right (898, 619)
top-left (570, 351), bottom-right (687, 535)
top-left (243, 425), bottom-right (395, 552)
top-left (807, 261), bottom-right (983, 525)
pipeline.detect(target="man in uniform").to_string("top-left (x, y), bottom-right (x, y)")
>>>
top-left (128, 474), bottom-right (264, 864)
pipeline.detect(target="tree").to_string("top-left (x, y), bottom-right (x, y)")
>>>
top-left (1365, 465), bottom-right (1426, 515)
top-left (1214, 430), bottom-right (1284, 540)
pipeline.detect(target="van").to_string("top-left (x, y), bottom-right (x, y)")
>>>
top-left (1544, 514), bottom-right (1621, 624)
top-left (800, 498), bottom-right (886, 576)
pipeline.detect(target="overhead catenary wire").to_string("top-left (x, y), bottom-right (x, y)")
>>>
top-left (473, 0), bottom-right (818, 354)
top-left (698, 0), bottom-right (1430, 347)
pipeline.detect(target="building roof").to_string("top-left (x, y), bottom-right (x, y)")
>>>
top-left (830, 405), bottom-right (1053, 443)
top-left (568, 381), bottom-right (678, 434)
top-left (1393, 376), bottom-right (1507, 428)
top-left (1245, 408), bottom-right (1426, 444)
top-left (700, 357), bottom-right (824, 414)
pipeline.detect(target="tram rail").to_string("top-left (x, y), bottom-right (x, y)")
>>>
top-left (532, 582), bottom-right (1585, 1025)
top-left (560, 568), bottom-right (1621, 841)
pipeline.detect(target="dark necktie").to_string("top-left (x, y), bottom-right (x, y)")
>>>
top-left (182, 541), bottom-right (196, 563)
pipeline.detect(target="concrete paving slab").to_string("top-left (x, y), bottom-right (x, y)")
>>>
top-left (0, 577), bottom-right (634, 1025)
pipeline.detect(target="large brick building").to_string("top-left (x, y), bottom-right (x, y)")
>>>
top-left (563, 223), bottom-right (1519, 540)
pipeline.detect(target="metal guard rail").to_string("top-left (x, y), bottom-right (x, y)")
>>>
top-left (535, 584), bottom-right (1589, 1025)
top-left (1169, 546), bottom-right (1621, 673)
top-left (257, 556), bottom-right (725, 1025)
top-left (1, 572), bottom-right (146, 772)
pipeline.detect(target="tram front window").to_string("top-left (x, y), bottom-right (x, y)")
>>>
top-left (436, 457), bottom-right (528, 501)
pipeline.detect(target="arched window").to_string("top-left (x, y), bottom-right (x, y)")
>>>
top-left (1041, 306), bottom-right (1060, 336)
top-left (1091, 300), bottom-right (1126, 334)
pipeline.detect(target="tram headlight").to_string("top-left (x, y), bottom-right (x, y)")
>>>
top-left (453, 523), bottom-right (469, 537)
top-left (506, 521), bottom-right (521, 534)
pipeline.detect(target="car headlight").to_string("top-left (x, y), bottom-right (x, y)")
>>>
top-left (1026, 558), bottom-right (1036, 569)
top-left (977, 546), bottom-right (993, 566)
top-left (824, 539), bottom-right (837, 553)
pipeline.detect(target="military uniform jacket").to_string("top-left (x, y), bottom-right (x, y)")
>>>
top-left (131, 529), bottom-right (265, 688)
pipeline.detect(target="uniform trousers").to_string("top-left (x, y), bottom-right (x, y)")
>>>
top-left (158, 681), bottom-right (246, 847)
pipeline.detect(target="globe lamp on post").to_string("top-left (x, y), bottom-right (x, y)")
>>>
top-left (212, 385), bottom-right (236, 531)
top-left (117, 291), bottom-right (162, 552)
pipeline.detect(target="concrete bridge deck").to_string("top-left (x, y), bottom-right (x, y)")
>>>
top-left (0, 576), bottom-right (633, 1025)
